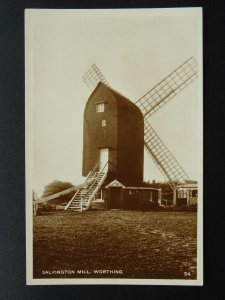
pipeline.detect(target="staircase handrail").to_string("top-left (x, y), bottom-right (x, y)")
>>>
top-left (90, 161), bottom-right (100, 175)
top-left (65, 161), bottom-right (108, 211)
top-left (64, 188), bottom-right (81, 210)
top-left (37, 173), bottom-right (99, 205)
top-left (82, 161), bottom-right (108, 211)
top-left (81, 161), bottom-right (108, 202)
top-left (64, 171), bottom-right (98, 210)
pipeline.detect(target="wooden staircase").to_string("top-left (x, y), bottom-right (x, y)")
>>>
top-left (65, 162), bottom-right (108, 212)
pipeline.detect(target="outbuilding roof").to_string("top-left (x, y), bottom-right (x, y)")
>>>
top-left (105, 179), bottom-right (126, 189)
top-left (177, 183), bottom-right (198, 188)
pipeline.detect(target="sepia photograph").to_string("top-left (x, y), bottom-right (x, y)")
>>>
top-left (25, 8), bottom-right (203, 285)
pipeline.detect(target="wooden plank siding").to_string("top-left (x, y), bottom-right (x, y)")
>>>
top-left (83, 82), bottom-right (144, 186)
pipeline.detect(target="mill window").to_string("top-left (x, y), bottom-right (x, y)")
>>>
top-left (102, 120), bottom-right (106, 127)
top-left (96, 102), bottom-right (105, 112)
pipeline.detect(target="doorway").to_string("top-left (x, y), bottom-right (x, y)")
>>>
top-left (99, 148), bottom-right (109, 171)
top-left (110, 187), bottom-right (122, 209)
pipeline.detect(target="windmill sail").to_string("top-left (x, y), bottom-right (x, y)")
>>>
top-left (135, 57), bottom-right (198, 117)
top-left (82, 64), bottom-right (110, 90)
top-left (82, 59), bottom-right (196, 184)
top-left (144, 119), bottom-right (190, 186)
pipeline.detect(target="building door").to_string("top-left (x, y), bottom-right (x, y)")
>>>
top-left (99, 148), bottom-right (109, 171)
top-left (110, 187), bottom-right (122, 209)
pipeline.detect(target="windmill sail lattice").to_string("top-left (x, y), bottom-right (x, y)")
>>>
top-left (83, 64), bottom-right (110, 90)
top-left (82, 58), bottom-right (197, 185)
top-left (135, 57), bottom-right (198, 117)
top-left (144, 119), bottom-right (189, 185)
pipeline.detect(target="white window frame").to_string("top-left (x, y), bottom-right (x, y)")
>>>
top-left (178, 189), bottom-right (187, 198)
top-left (102, 119), bottom-right (106, 127)
top-left (96, 102), bottom-right (105, 113)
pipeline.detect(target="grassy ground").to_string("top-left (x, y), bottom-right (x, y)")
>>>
top-left (33, 210), bottom-right (197, 279)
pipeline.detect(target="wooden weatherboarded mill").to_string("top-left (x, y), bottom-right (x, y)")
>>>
top-left (35, 58), bottom-right (198, 213)
top-left (82, 82), bottom-right (144, 187)
top-left (71, 58), bottom-right (198, 211)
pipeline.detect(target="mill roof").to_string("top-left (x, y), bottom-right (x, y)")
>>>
top-left (90, 82), bottom-right (143, 117)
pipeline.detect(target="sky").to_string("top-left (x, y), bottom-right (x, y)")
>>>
top-left (25, 8), bottom-right (202, 196)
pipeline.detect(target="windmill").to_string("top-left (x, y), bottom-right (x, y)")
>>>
top-left (82, 57), bottom-right (198, 205)
top-left (35, 57), bottom-right (198, 213)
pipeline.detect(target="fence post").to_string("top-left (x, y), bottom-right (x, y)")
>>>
top-left (33, 191), bottom-right (39, 216)
top-left (158, 188), bottom-right (162, 206)
top-left (173, 188), bottom-right (177, 206)
top-left (80, 198), bottom-right (83, 212)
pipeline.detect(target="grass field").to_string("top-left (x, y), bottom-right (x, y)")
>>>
top-left (33, 210), bottom-right (197, 279)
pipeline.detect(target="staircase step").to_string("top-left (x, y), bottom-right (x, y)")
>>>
top-left (66, 168), bottom-right (107, 211)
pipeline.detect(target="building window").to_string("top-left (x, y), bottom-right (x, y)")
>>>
top-left (178, 189), bottom-right (187, 198)
top-left (129, 189), bottom-right (138, 195)
top-left (96, 102), bottom-right (104, 112)
top-left (192, 189), bottom-right (198, 197)
top-left (102, 119), bottom-right (106, 127)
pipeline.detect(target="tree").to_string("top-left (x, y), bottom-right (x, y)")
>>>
top-left (41, 180), bottom-right (74, 204)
